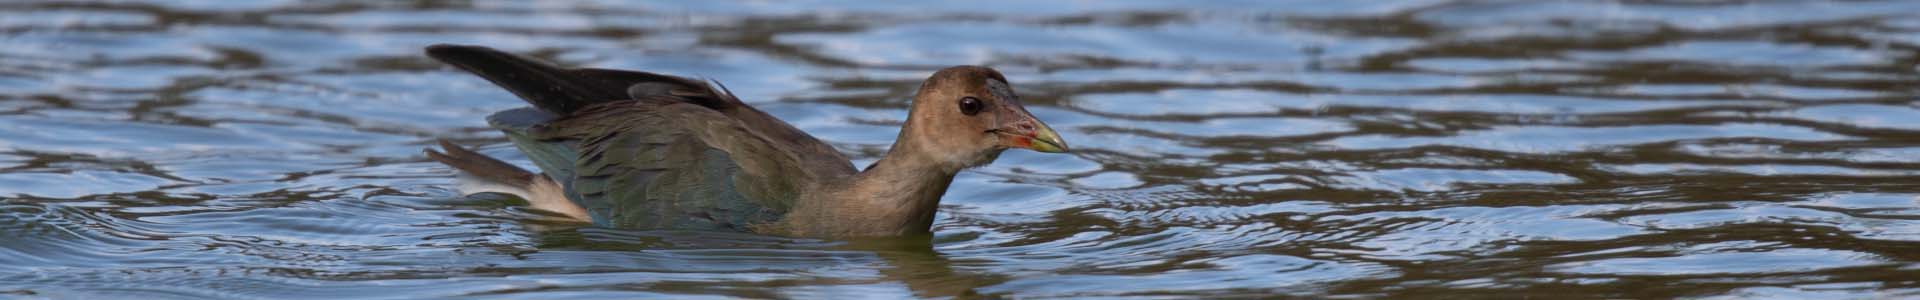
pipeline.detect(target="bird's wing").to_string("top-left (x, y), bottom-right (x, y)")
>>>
top-left (522, 100), bottom-right (810, 230)
top-left (429, 44), bottom-right (856, 230)
top-left (426, 44), bottom-right (855, 178)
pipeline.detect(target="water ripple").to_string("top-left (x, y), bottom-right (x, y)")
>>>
top-left (3, 0), bottom-right (1919, 298)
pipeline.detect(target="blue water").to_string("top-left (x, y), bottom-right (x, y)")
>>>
top-left (2, 1), bottom-right (1919, 299)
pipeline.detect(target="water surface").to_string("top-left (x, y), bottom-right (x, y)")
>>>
top-left (3, 1), bottom-right (1919, 299)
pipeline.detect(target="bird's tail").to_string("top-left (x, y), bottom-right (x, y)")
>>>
top-left (425, 44), bottom-right (746, 113)
top-left (425, 140), bottom-right (590, 222)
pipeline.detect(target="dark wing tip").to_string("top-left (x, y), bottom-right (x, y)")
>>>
top-left (424, 44), bottom-right (486, 60)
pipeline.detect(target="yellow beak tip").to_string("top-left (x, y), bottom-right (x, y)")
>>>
top-left (1031, 129), bottom-right (1068, 153)
top-left (1031, 143), bottom-right (1067, 153)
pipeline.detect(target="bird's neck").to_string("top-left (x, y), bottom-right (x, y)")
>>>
top-left (849, 143), bottom-right (961, 232)
top-left (776, 129), bottom-right (966, 238)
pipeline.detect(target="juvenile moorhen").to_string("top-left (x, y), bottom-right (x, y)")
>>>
top-left (423, 45), bottom-right (1067, 238)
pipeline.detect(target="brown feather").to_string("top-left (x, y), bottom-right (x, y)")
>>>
top-left (424, 139), bottom-right (534, 188)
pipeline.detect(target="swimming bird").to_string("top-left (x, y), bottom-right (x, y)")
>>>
top-left (422, 45), bottom-right (1068, 238)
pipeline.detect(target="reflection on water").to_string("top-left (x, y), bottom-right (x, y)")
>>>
top-left (3, 0), bottom-right (1920, 298)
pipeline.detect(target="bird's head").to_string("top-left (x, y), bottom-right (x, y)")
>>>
top-left (897, 66), bottom-right (1068, 169)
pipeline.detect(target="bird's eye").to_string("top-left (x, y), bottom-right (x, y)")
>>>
top-left (958, 97), bottom-right (984, 116)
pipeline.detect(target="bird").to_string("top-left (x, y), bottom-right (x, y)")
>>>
top-left (421, 44), bottom-right (1068, 239)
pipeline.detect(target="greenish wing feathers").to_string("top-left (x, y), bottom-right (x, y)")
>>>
top-left (520, 101), bottom-right (802, 231)
top-left (433, 44), bottom-right (815, 230)
top-left (486, 108), bottom-right (610, 223)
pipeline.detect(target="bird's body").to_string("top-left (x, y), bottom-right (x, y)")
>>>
top-left (423, 45), bottom-right (1066, 239)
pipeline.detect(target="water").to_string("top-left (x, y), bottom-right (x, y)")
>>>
top-left (2, 1), bottom-right (1918, 299)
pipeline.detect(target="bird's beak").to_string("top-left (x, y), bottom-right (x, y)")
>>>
top-left (993, 108), bottom-right (1069, 153)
